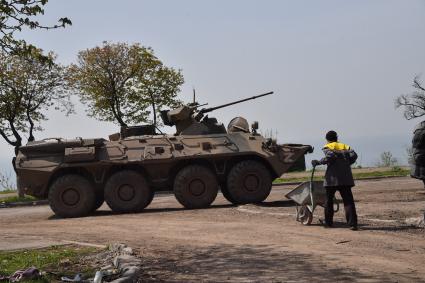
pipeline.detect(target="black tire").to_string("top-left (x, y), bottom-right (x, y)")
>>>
top-left (298, 205), bottom-right (313, 225)
top-left (48, 174), bottom-right (96, 218)
top-left (92, 190), bottom-right (104, 211)
top-left (220, 184), bottom-right (237, 204)
top-left (226, 160), bottom-right (272, 204)
top-left (104, 170), bottom-right (153, 213)
top-left (174, 165), bottom-right (219, 209)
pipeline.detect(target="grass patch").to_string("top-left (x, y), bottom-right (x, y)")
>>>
top-left (0, 189), bottom-right (17, 194)
top-left (0, 195), bottom-right (37, 204)
top-left (0, 245), bottom-right (100, 282)
top-left (274, 176), bottom-right (322, 183)
top-left (274, 167), bottom-right (410, 184)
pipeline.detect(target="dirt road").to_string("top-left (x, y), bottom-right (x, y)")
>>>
top-left (0, 177), bottom-right (424, 282)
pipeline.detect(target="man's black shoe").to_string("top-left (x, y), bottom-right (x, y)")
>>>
top-left (319, 219), bottom-right (333, 228)
top-left (350, 226), bottom-right (358, 231)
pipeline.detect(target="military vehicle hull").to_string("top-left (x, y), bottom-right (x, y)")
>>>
top-left (15, 132), bottom-right (312, 218)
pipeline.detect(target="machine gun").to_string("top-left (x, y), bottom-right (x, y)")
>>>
top-left (160, 91), bottom-right (274, 135)
top-left (194, 91), bottom-right (273, 121)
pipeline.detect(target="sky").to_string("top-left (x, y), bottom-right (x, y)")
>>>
top-left (1, 0), bottom-right (425, 174)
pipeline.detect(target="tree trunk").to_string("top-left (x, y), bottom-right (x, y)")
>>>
top-left (109, 94), bottom-right (127, 127)
top-left (150, 93), bottom-right (156, 127)
top-left (12, 156), bottom-right (24, 198)
top-left (27, 109), bottom-right (35, 142)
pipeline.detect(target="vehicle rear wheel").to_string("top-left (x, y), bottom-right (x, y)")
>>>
top-left (48, 174), bottom-right (96, 218)
top-left (220, 184), bottom-right (237, 204)
top-left (104, 170), bottom-right (153, 213)
top-left (226, 160), bottom-right (272, 204)
top-left (174, 165), bottom-right (218, 209)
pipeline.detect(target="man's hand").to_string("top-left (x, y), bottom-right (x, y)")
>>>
top-left (311, 160), bottom-right (321, 167)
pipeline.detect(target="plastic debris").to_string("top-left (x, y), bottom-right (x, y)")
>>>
top-left (4, 267), bottom-right (40, 282)
top-left (90, 244), bottom-right (140, 283)
top-left (93, 271), bottom-right (103, 283)
top-left (61, 273), bottom-right (83, 282)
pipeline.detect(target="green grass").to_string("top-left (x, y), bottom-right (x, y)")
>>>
top-left (274, 167), bottom-right (410, 184)
top-left (0, 195), bottom-right (37, 204)
top-left (0, 189), bottom-right (17, 194)
top-left (0, 245), bottom-right (99, 282)
top-left (274, 176), bottom-right (322, 183)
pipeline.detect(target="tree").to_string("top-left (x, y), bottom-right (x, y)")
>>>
top-left (0, 170), bottom-right (15, 191)
top-left (0, 49), bottom-right (72, 154)
top-left (68, 42), bottom-right (184, 128)
top-left (0, 0), bottom-right (71, 56)
top-left (395, 76), bottom-right (425, 120)
top-left (137, 60), bottom-right (184, 127)
top-left (406, 146), bottom-right (414, 165)
top-left (376, 151), bottom-right (398, 167)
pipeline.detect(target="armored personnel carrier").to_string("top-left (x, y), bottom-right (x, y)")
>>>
top-left (15, 91), bottom-right (313, 218)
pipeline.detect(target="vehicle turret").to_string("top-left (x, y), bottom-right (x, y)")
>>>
top-left (160, 91), bottom-right (273, 135)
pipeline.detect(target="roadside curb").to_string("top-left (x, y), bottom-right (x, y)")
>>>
top-left (273, 175), bottom-right (410, 187)
top-left (0, 199), bottom-right (48, 208)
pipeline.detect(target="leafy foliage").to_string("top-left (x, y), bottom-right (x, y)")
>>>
top-left (0, 49), bottom-right (72, 152)
top-left (395, 76), bottom-right (425, 120)
top-left (68, 42), bottom-right (184, 127)
top-left (0, 0), bottom-right (71, 56)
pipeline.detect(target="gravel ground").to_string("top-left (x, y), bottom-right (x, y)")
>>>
top-left (0, 177), bottom-right (424, 282)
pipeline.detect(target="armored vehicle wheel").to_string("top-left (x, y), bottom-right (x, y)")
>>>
top-left (104, 170), bottom-right (153, 213)
top-left (220, 184), bottom-right (237, 204)
top-left (226, 160), bottom-right (272, 204)
top-left (92, 191), bottom-right (104, 211)
top-left (174, 165), bottom-right (219, 209)
top-left (48, 174), bottom-right (96, 218)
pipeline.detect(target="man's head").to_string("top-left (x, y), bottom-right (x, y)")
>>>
top-left (326, 130), bottom-right (338, 142)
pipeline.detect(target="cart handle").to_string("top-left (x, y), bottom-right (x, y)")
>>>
top-left (311, 164), bottom-right (339, 213)
top-left (310, 165), bottom-right (316, 182)
top-left (309, 165), bottom-right (316, 210)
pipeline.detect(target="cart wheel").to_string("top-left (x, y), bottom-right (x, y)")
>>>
top-left (334, 201), bottom-right (340, 213)
top-left (298, 206), bottom-right (313, 225)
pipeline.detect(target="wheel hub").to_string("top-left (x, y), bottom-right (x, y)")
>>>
top-left (189, 179), bottom-right (206, 196)
top-left (62, 188), bottom-right (80, 206)
top-left (244, 174), bottom-right (260, 192)
top-left (118, 184), bottom-right (135, 201)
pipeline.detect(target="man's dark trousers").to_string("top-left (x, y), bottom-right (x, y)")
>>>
top-left (325, 186), bottom-right (358, 227)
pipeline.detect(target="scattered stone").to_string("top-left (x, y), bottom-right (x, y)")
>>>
top-left (335, 240), bottom-right (351, 245)
top-left (404, 217), bottom-right (425, 228)
top-left (88, 243), bottom-right (141, 283)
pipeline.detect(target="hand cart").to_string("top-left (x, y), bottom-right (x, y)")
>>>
top-left (285, 165), bottom-right (339, 225)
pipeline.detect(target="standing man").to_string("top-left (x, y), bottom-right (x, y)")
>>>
top-left (411, 121), bottom-right (425, 187)
top-left (312, 130), bottom-right (359, 230)
top-left (410, 121), bottom-right (425, 224)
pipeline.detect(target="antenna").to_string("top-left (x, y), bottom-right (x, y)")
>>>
top-left (193, 88), bottom-right (196, 104)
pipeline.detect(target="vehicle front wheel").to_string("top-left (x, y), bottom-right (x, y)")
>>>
top-left (48, 174), bottom-right (96, 218)
top-left (174, 165), bottom-right (219, 209)
top-left (104, 170), bottom-right (153, 213)
top-left (226, 160), bottom-right (272, 204)
top-left (92, 190), bottom-right (104, 211)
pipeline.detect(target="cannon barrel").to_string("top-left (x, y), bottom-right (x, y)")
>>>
top-left (199, 91), bottom-right (274, 115)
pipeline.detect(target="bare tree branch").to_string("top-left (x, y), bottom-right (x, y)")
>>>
top-left (395, 76), bottom-right (425, 120)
